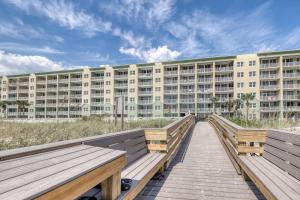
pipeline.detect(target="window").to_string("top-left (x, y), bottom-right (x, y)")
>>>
top-left (105, 107), bottom-right (110, 111)
top-left (106, 72), bottom-right (111, 77)
top-left (155, 105), bottom-right (160, 110)
top-left (237, 72), bottom-right (244, 77)
top-left (155, 78), bottom-right (161, 82)
top-left (237, 82), bottom-right (244, 88)
top-left (130, 88), bottom-right (135, 93)
top-left (155, 69), bottom-right (161, 73)
top-left (106, 98), bottom-right (110, 103)
top-left (155, 87), bottom-right (160, 91)
top-left (30, 86), bottom-right (34, 90)
top-left (106, 81), bottom-right (110, 85)
top-left (3, 81), bottom-right (6, 84)
top-left (84, 91), bottom-right (88, 95)
top-left (251, 92), bottom-right (256, 98)
top-left (84, 82), bottom-right (89, 87)
top-left (30, 94), bottom-right (34, 97)
top-left (84, 108), bottom-right (88, 111)
top-left (249, 60), bottom-right (256, 66)
top-left (106, 90), bottom-right (110, 94)
top-left (84, 99), bottom-right (88, 103)
top-left (130, 106), bottom-right (135, 110)
top-left (250, 103), bottom-right (256, 108)
top-left (237, 93), bottom-right (243, 98)
top-left (249, 71), bottom-right (256, 77)
top-left (30, 78), bottom-right (34, 82)
top-left (3, 88), bottom-right (6, 91)
top-left (130, 70), bottom-right (135, 75)
top-left (237, 62), bottom-right (244, 67)
top-left (130, 79), bottom-right (135, 84)
top-left (249, 82), bottom-right (256, 87)
top-left (84, 74), bottom-right (89, 78)
top-left (155, 96), bottom-right (160, 101)
top-left (130, 97), bottom-right (135, 102)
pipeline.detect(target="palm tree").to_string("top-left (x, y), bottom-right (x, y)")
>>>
top-left (210, 96), bottom-right (219, 114)
top-left (16, 100), bottom-right (30, 118)
top-left (224, 99), bottom-right (235, 117)
top-left (233, 99), bottom-right (243, 117)
top-left (0, 101), bottom-right (9, 118)
top-left (241, 93), bottom-right (255, 124)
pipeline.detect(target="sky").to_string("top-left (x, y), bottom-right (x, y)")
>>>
top-left (0, 0), bottom-right (300, 75)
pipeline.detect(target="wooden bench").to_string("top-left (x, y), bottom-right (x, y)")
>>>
top-left (0, 145), bottom-right (126, 200)
top-left (239, 130), bottom-right (300, 200)
top-left (83, 129), bottom-right (166, 200)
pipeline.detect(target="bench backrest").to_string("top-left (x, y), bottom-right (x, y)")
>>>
top-left (85, 129), bottom-right (148, 166)
top-left (263, 130), bottom-right (300, 180)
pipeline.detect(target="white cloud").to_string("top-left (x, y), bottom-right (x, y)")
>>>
top-left (0, 43), bottom-right (63, 54)
top-left (102, 0), bottom-right (176, 30)
top-left (8, 0), bottom-right (112, 37)
top-left (120, 45), bottom-right (180, 62)
top-left (285, 27), bottom-right (300, 46)
top-left (0, 50), bottom-right (63, 75)
top-left (165, 2), bottom-right (275, 57)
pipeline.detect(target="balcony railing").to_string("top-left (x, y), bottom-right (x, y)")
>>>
top-left (215, 77), bottom-right (233, 82)
top-left (164, 71), bottom-right (177, 76)
top-left (70, 78), bottom-right (82, 82)
top-left (36, 88), bottom-right (45, 92)
top-left (36, 96), bottom-right (46, 100)
top-left (58, 87), bottom-right (69, 91)
top-left (198, 88), bottom-right (213, 93)
top-left (91, 76), bottom-right (104, 81)
top-left (139, 81), bottom-right (152, 86)
top-left (197, 98), bottom-right (211, 103)
top-left (180, 70), bottom-right (195, 74)
top-left (91, 110), bottom-right (103, 114)
top-left (115, 75), bottom-right (128, 79)
top-left (180, 79), bottom-right (195, 84)
top-left (115, 92), bottom-right (128, 96)
top-left (260, 85), bottom-right (280, 90)
top-left (18, 97), bottom-right (28, 100)
top-left (260, 107), bottom-right (280, 112)
top-left (164, 80), bottom-right (177, 85)
top-left (215, 87), bottom-right (234, 92)
top-left (47, 87), bottom-right (57, 92)
top-left (91, 85), bottom-right (104, 89)
top-left (47, 103), bottom-right (57, 107)
top-left (36, 111), bottom-right (45, 115)
top-left (180, 108), bottom-right (195, 113)
top-left (36, 80), bottom-right (46, 84)
top-left (260, 74), bottom-right (279, 79)
top-left (164, 90), bottom-right (177, 94)
top-left (260, 96), bottom-right (279, 101)
top-left (198, 78), bottom-right (212, 83)
top-left (138, 73), bottom-right (152, 78)
top-left (139, 91), bottom-right (152, 95)
top-left (47, 95), bottom-right (57, 99)
top-left (91, 93), bottom-right (104, 97)
top-left (283, 73), bottom-right (300, 78)
top-left (283, 62), bottom-right (300, 67)
top-left (58, 111), bottom-right (68, 115)
top-left (197, 69), bottom-right (213, 73)
top-left (46, 111), bottom-right (57, 115)
top-left (58, 79), bottom-right (69, 83)
top-left (164, 109), bottom-right (178, 113)
top-left (19, 82), bottom-right (29, 86)
top-left (180, 99), bottom-right (195, 103)
top-left (69, 94), bottom-right (82, 98)
top-left (283, 84), bottom-right (300, 89)
top-left (260, 63), bottom-right (279, 68)
top-left (36, 104), bottom-right (45, 107)
top-left (69, 111), bottom-right (82, 115)
top-left (283, 95), bottom-right (298, 100)
top-left (180, 89), bottom-right (195, 93)
top-left (47, 80), bottom-right (57, 84)
top-left (197, 108), bottom-right (212, 113)
top-left (18, 89), bottom-right (29, 93)
top-left (138, 109), bottom-right (152, 114)
top-left (164, 99), bottom-right (178, 104)
top-left (58, 103), bottom-right (69, 107)
top-left (284, 106), bottom-right (300, 111)
top-left (215, 67), bottom-right (233, 72)
top-left (90, 102), bottom-right (104, 106)
top-left (115, 83), bottom-right (128, 88)
top-left (8, 90), bottom-right (17, 94)
top-left (138, 100), bottom-right (153, 105)
top-left (70, 86), bottom-right (82, 90)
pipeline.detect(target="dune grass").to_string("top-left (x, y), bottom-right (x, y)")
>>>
top-left (0, 117), bottom-right (173, 151)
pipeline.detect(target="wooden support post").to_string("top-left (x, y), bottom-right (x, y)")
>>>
top-left (101, 171), bottom-right (121, 200)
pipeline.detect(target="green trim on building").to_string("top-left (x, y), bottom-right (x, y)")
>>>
top-left (7, 74), bottom-right (31, 78)
top-left (35, 69), bottom-right (84, 75)
top-left (136, 63), bottom-right (155, 67)
top-left (89, 67), bottom-right (105, 71)
top-left (112, 65), bottom-right (130, 69)
top-left (257, 49), bottom-right (300, 56)
top-left (162, 56), bottom-right (236, 65)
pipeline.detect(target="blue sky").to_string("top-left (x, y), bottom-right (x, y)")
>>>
top-left (0, 0), bottom-right (300, 75)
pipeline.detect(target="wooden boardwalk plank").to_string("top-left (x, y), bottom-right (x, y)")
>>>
top-left (137, 122), bottom-right (265, 200)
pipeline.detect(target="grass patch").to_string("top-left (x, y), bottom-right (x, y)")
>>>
top-left (0, 117), bottom-right (173, 151)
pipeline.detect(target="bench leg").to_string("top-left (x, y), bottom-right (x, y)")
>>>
top-left (101, 171), bottom-right (121, 200)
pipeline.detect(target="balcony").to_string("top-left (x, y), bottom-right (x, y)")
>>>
top-left (197, 98), bottom-right (211, 103)
top-left (180, 80), bottom-right (195, 85)
top-left (218, 98), bottom-right (228, 102)
top-left (260, 107), bottom-right (280, 112)
top-left (164, 90), bottom-right (177, 94)
top-left (215, 77), bottom-right (233, 82)
top-left (197, 69), bottom-right (212, 73)
top-left (47, 95), bottom-right (57, 99)
top-left (138, 109), bottom-right (152, 114)
top-left (46, 111), bottom-right (57, 115)
top-left (114, 83), bottom-right (128, 88)
top-left (164, 99), bottom-right (177, 104)
top-left (180, 99), bottom-right (195, 104)
top-left (115, 92), bottom-right (128, 96)
top-left (164, 71), bottom-right (177, 76)
top-left (69, 111), bottom-right (82, 115)
top-left (8, 82), bottom-right (17, 86)
top-left (47, 103), bottom-right (57, 107)
top-left (284, 106), bottom-right (300, 111)
top-left (69, 94), bottom-right (82, 98)
top-left (198, 78), bottom-right (212, 83)
top-left (215, 67), bottom-right (233, 72)
top-left (58, 95), bottom-right (68, 99)
top-left (8, 90), bottom-right (17, 94)
top-left (260, 96), bottom-right (279, 101)
top-left (58, 87), bottom-right (69, 91)
top-left (70, 86), bottom-right (82, 91)
top-left (197, 108), bottom-right (212, 113)
top-left (283, 95), bottom-right (298, 101)
top-left (58, 103), bottom-right (69, 107)
top-left (283, 73), bottom-right (300, 78)
top-left (91, 85), bottom-right (104, 89)
top-left (164, 109), bottom-right (178, 113)
top-left (36, 111), bottom-right (45, 115)
top-left (18, 97), bottom-right (28, 100)
top-left (91, 93), bottom-right (104, 97)
top-left (91, 76), bottom-right (104, 81)
top-left (283, 62), bottom-right (300, 68)
top-left (36, 96), bottom-right (46, 100)
top-left (36, 104), bottom-right (45, 107)
top-left (180, 70), bottom-right (195, 74)
top-left (58, 111), bottom-right (68, 115)
top-left (18, 89), bottom-right (29, 93)
top-left (47, 87), bottom-right (57, 92)
top-left (58, 79), bottom-right (69, 83)
top-left (138, 73), bottom-right (152, 78)
top-left (115, 75), bottom-right (128, 79)
top-left (47, 80), bottom-right (57, 84)
top-left (164, 80), bottom-right (177, 85)
top-left (180, 89), bottom-right (195, 93)
top-left (139, 81), bottom-right (152, 86)
top-left (90, 102), bottom-right (104, 106)
top-left (139, 91), bottom-right (152, 95)
top-left (215, 87), bottom-right (234, 93)
top-left (19, 82), bottom-right (29, 86)
top-left (36, 88), bottom-right (45, 92)
top-left (260, 85), bottom-right (280, 90)
top-left (260, 74), bottom-right (279, 79)
top-left (36, 80), bottom-right (46, 84)
top-left (180, 108), bottom-right (195, 113)
top-left (260, 63), bottom-right (280, 69)
top-left (197, 88), bottom-right (213, 93)
top-left (283, 84), bottom-right (300, 89)
top-left (138, 100), bottom-right (153, 105)
top-left (70, 78), bottom-right (82, 82)
top-left (91, 110), bottom-right (103, 115)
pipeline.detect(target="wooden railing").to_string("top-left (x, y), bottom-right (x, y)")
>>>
top-left (144, 114), bottom-right (195, 167)
top-left (208, 114), bottom-right (267, 174)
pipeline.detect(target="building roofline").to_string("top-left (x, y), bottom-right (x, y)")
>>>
top-left (257, 49), bottom-right (300, 56)
top-left (161, 55), bottom-right (237, 65)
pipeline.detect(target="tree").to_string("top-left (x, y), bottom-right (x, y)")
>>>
top-left (210, 96), bottom-right (219, 114)
top-left (224, 99), bottom-right (235, 117)
top-left (0, 101), bottom-right (9, 118)
top-left (233, 99), bottom-right (243, 117)
top-left (241, 93), bottom-right (255, 124)
top-left (16, 100), bottom-right (30, 118)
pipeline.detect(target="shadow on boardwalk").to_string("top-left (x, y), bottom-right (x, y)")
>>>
top-left (136, 122), bottom-right (266, 200)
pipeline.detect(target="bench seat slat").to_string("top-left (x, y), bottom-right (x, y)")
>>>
top-left (240, 156), bottom-right (293, 200)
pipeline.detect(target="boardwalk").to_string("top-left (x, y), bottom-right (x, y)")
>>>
top-left (137, 122), bottom-right (265, 200)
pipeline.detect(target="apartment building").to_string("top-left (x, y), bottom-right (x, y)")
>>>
top-left (1, 49), bottom-right (300, 120)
